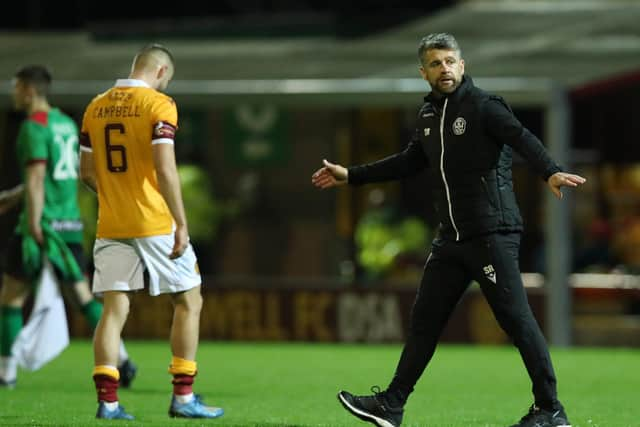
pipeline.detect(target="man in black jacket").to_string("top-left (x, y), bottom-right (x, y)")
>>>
top-left (312, 33), bottom-right (584, 427)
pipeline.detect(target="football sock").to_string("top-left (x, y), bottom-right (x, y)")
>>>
top-left (81, 299), bottom-right (103, 331)
top-left (174, 392), bottom-right (194, 403)
top-left (0, 306), bottom-right (23, 357)
top-left (168, 356), bottom-right (197, 396)
top-left (93, 365), bottom-right (120, 402)
top-left (0, 356), bottom-right (17, 382)
top-left (102, 401), bottom-right (119, 411)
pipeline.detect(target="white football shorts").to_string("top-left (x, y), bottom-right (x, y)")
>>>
top-left (92, 234), bottom-right (201, 296)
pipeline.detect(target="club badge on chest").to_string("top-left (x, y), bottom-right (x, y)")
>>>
top-left (453, 117), bottom-right (466, 135)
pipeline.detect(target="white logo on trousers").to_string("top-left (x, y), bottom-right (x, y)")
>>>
top-left (483, 264), bottom-right (496, 284)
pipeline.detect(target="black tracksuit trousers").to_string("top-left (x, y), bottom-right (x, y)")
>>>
top-left (388, 232), bottom-right (560, 410)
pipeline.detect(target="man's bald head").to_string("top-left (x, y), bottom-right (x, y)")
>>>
top-left (130, 44), bottom-right (175, 91)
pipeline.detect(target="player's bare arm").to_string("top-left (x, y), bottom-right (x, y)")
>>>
top-left (547, 172), bottom-right (587, 199)
top-left (311, 159), bottom-right (348, 189)
top-left (0, 184), bottom-right (24, 214)
top-left (152, 143), bottom-right (189, 259)
top-left (25, 163), bottom-right (45, 244)
top-left (79, 151), bottom-right (98, 193)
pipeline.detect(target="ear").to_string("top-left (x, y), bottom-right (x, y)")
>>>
top-left (418, 65), bottom-right (428, 81)
top-left (460, 59), bottom-right (465, 75)
top-left (156, 64), bottom-right (168, 80)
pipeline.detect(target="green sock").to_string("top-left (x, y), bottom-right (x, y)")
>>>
top-left (81, 299), bottom-right (103, 331)
top-left (0, 306), bottom-right (23, 356)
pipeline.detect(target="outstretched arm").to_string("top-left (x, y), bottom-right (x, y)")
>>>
top-left (547, 172), bottom-right (586, 199)
top-left (484, 97), bottom-right (562, 179)
top-left (311, 159), bottom-right (348, 189)
top-left (312, 138), bottom-right (428, 189)
top-left (484, 97), bottom-right (586, 197)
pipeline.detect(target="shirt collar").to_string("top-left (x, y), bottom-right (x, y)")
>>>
top-left (114, 79), bottom-right (150, 88)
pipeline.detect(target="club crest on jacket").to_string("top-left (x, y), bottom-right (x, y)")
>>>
top-left (453, 117), bottom-right (466, 135)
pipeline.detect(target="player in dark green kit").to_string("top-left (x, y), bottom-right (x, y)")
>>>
top-left (0, 65), bottom-right (136, 388)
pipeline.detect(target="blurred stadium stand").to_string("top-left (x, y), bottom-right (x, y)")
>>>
top-left (1, 0), bottom-right (639, 81)
top-left (2, 0), bottom-right (640, 347)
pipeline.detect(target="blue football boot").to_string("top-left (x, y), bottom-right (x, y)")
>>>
top-left (96, 401), bottom-right (135, 420)
top-left (168, 394), bottom-right (224, 419)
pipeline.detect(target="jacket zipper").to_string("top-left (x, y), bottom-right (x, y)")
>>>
top-left (439, 97), bottom-right (460, 241)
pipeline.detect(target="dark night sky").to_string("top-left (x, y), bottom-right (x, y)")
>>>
top-left (0, 1), bottom-right (456, 35)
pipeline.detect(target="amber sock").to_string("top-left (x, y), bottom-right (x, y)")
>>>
top-left (168, 356), bottom-right (197, 396)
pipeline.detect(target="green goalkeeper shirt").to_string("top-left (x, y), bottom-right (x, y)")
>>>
top-left (16, 108), bottom-right (83, 243)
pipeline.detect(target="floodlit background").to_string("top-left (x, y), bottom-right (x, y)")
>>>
top-left (1, 1), bottom-right (639, 425)
top-left (1, 0), bottom-right (639, 347)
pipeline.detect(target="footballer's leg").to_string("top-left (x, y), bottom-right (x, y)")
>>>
top-left (167, 287), bottom-right (222, 419)
top-left (72, 278), bottom-right (138, 388)
top-left (0, 236), bottom-right (32, 388)
top-left (65, 242), bottom-right (138, 388)
top-left (91, 238), bottom-right (143, 419)
top-left (134, 233), bottom-right (222, 418)
top-left (0, 274), bottom-right (30, 387)
top-left (93, 290), bottom-right (134, 420)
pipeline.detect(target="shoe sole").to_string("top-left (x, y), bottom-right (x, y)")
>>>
top-left (96, 411), bottom-right (135, 420)
top-left (337, 391), bottom-right (396, 427)
top-left (168, 410), bottom-right (224, 419)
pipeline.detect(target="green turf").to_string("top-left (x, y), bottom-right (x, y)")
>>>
top-left (0, 341), bottom-right (638, 426)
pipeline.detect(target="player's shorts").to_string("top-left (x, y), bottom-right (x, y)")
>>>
top-left (92, 233), bottom-right (201, 296)
top-left (2, 234), bottom-right (86, 284)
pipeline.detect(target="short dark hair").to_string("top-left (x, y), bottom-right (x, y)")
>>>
top-left (418, 33), bottom-right (461, 64)
top-left (15, 65), bottom-right (52, 97)
top-left (137, 43), bottom-right (175, 67)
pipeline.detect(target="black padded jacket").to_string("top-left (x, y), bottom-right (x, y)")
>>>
top-left (348, 75), bottom-right (561, 242)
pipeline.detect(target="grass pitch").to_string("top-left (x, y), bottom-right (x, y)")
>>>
top-left (0, 341), bottom-right (637, 426)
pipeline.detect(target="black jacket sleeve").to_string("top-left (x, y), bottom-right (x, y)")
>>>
top-left (483, 96), bottom-right (562, 180)
top-left (347, 133), bottom-right (428, 185)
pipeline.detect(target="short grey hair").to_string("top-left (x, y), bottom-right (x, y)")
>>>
top-left (418, 33), bottom-right (461, 64)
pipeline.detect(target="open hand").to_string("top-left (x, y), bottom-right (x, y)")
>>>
top-left (547, 172), bottom-right (587, 199)
top-left (311, 159), bottom-right (348, 189)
